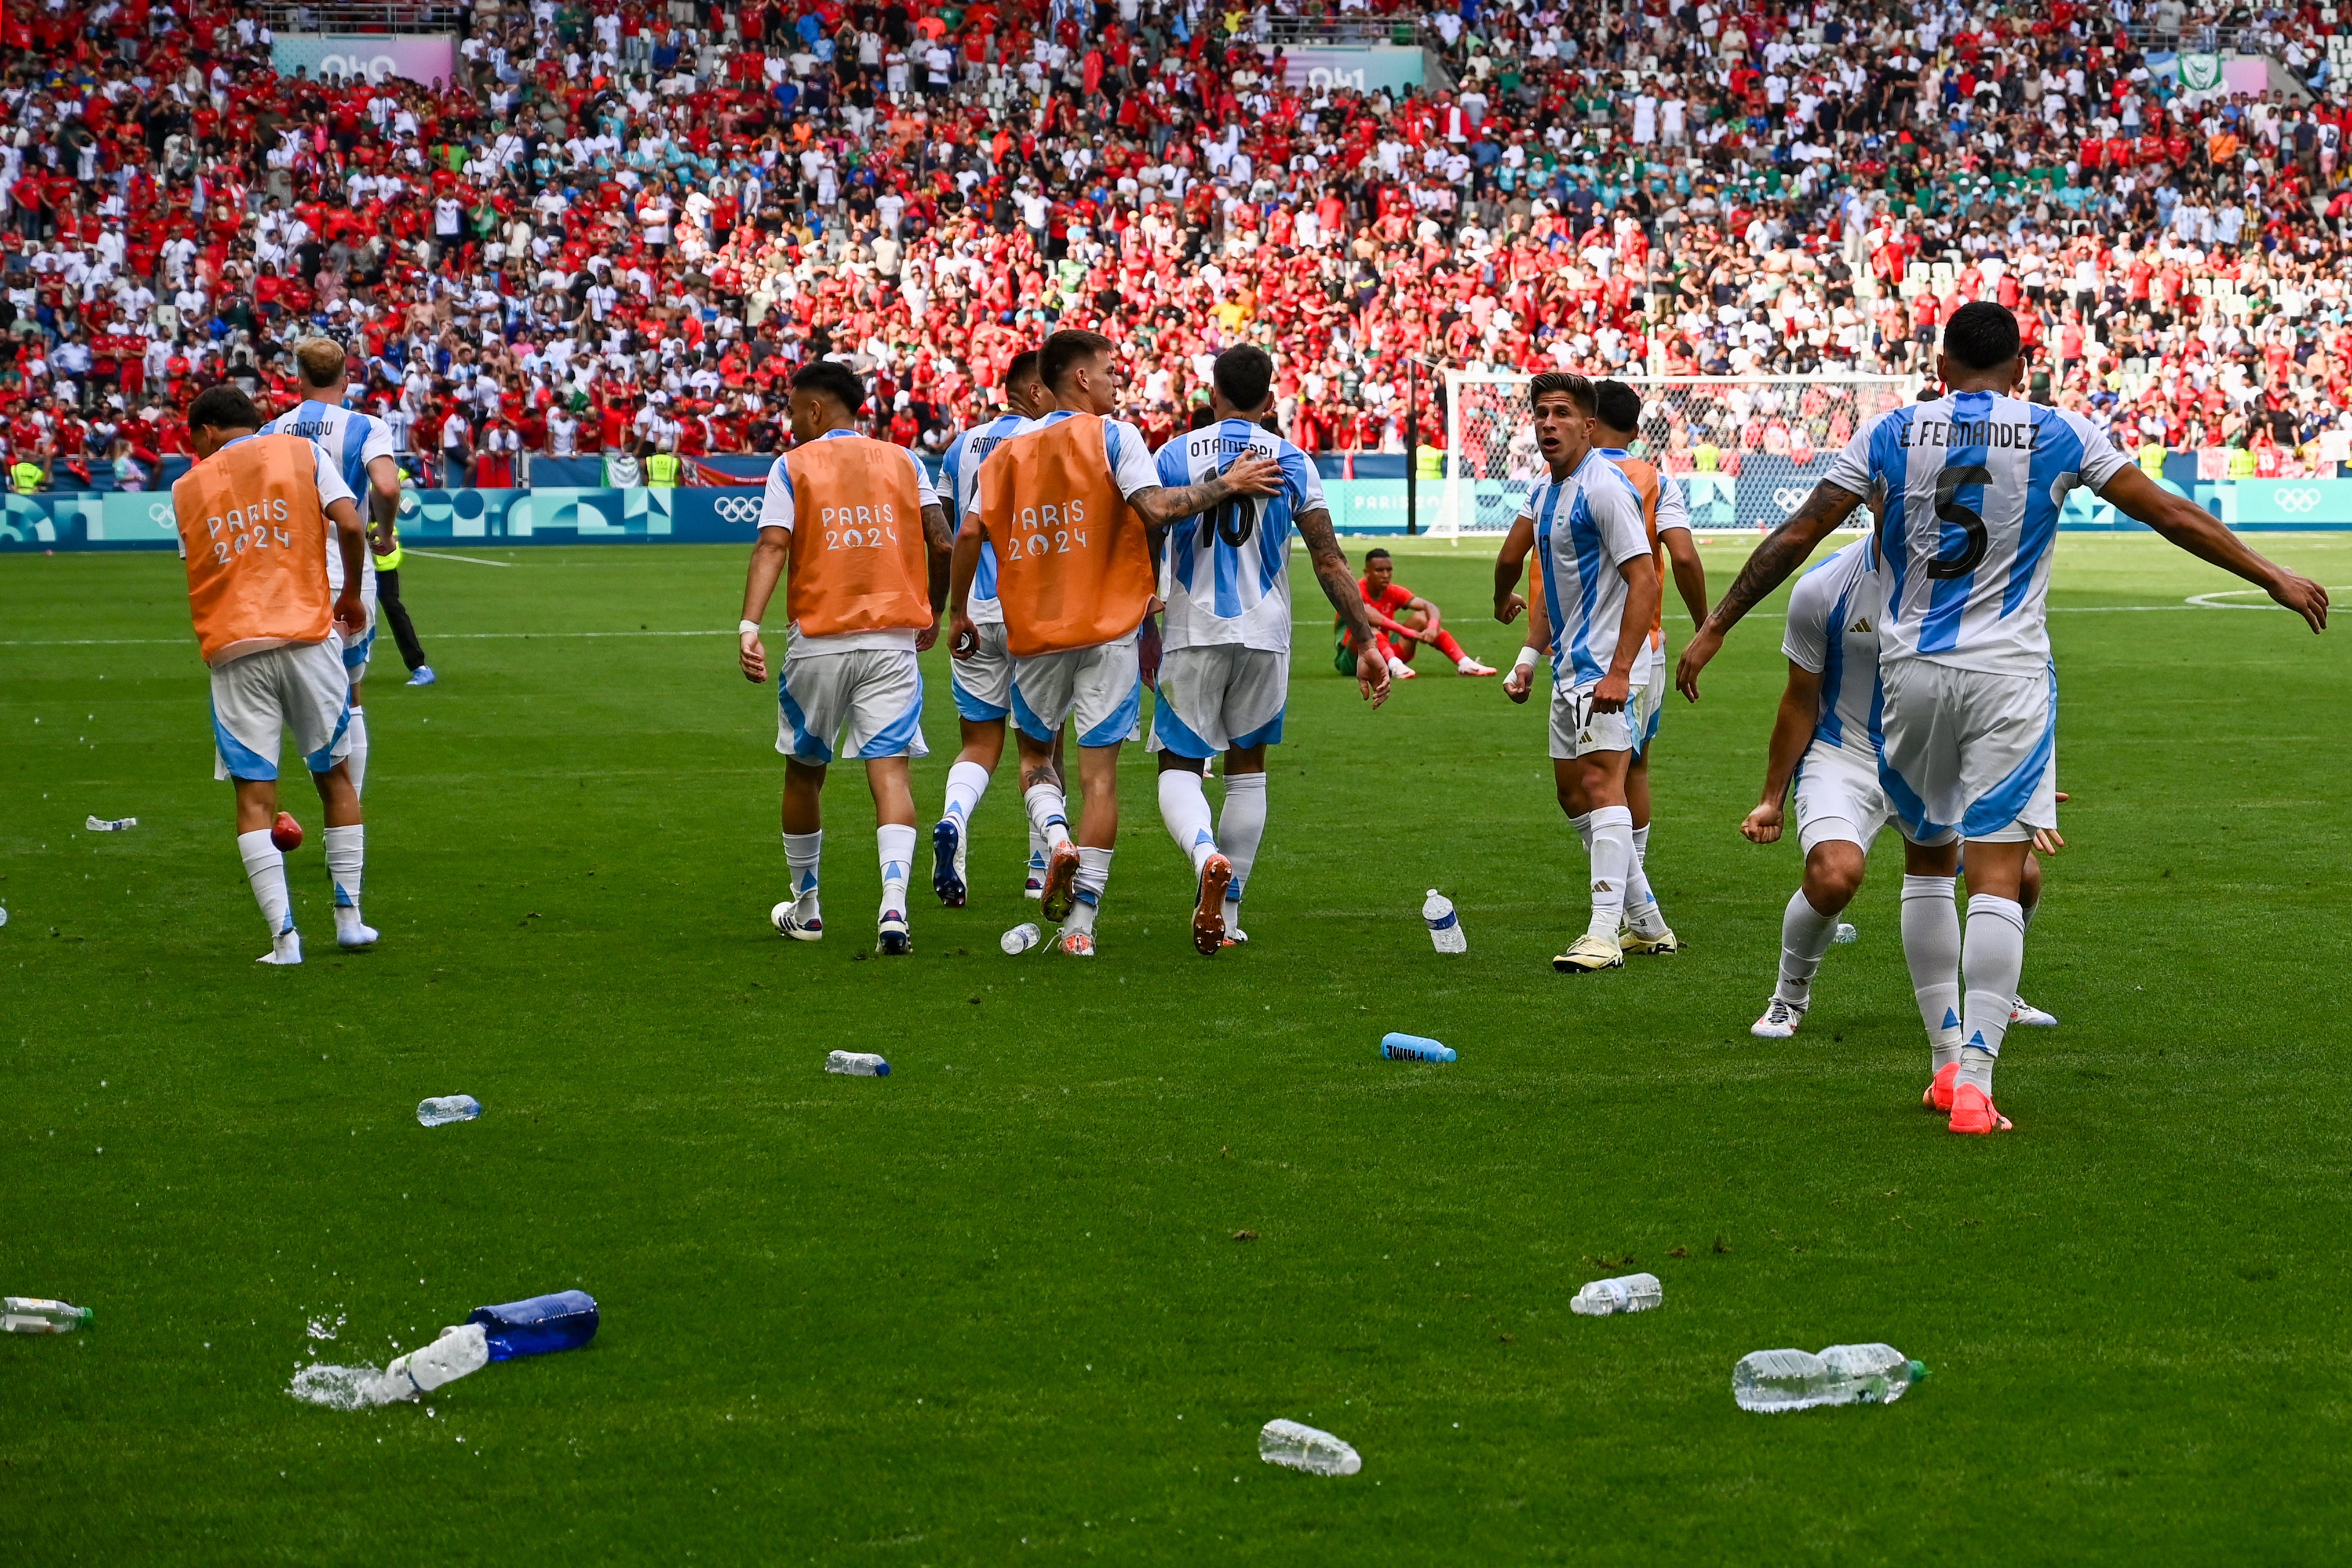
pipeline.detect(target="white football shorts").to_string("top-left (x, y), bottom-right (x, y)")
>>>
top-left (340, 586), bottom-right (379, 680)
top-left (950, 620), bottom-right (1013, 723)
top-left (777, 648), bottom-right (928, 764)
top-left (1548, 674), bottom-right (1650, 761)
top-left (1792, 740), bottom-right (1892, 855)
top-left (210, 636), bottom-right (353, 782)
top-left (1010, 631), bottom-right (1142, 747)
top-left (1632, 642), bottom-right (1667, 758)
top-left (1148, 644), bottom-right (1288, 757)
top-left (1877, 658), bottom-right (2056, 846)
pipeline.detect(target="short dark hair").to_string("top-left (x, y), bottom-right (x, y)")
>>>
top-left (1528, 371), bottom-right (1595, 414)
top-left (1039, 329), bottom-right (1115, 392)
top-left (187, 384), bottom-right (262, 435)
top-left (1943, 301), bottom-right (2022, 372)
top-left (1004, 350), bottom-right (1041, 390)
top-left (1211, 344), bottom-right (1275, 412)
top-left (1363, 547), bottom-right (1393, 565)
top-left (791, 360), bottom-right (867, 414)
top-left (1593, 378), bottom-right (1643, 433)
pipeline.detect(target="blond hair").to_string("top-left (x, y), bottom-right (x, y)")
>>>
top-left (294, 337), bottom-right (348, 391)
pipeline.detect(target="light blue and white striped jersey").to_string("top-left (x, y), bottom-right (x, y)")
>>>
top-left (261, 398), bottom-right (394, 597)
top-left (1152, 418), bottom-right (1323, 653)
top-left (940, 413), bottom-right (1027, 626)
top-left (1821, 391), bottom-right (2128, 677)
top-left (1516, 450), bottom-right (1653, 685)
top-left (1781, 535), bottom-right (1885, 763)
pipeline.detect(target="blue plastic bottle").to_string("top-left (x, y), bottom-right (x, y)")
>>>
top-left (466, 1290), bottom-right (600, 1360)
top-left (1379, 1032), bottom-right (1456, 1063)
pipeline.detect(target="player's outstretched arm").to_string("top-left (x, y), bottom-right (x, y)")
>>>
top-left (1505, 570), bottom-right (1549, 705)
top-left (1493, 512), bottom-right (1534, 622)
top-left (738, 529), bottom-right (789, 683)
top-left (946, 511), bottom-right (985, 659)
top-left (1743, 662), bottom-right (1822, 844)
top-left (1126, 451), bottom-right (1284, 527)
top-left (1676, 480), bottom-right (1864, 702)
top-left (1296, 505), bottom-right (1391, 708)
top-left (2097, 466), bottom-right (2329, 633)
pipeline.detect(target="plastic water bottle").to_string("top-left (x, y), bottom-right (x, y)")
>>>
top-left (1570, 1272), bottom-right (1661, 1316)
top-left (1422, 890), bottom-right (1467, 953)
top-left (466, 1289), bottom-right (599, 1359)
top-left (385, 1322), bottom-right (490, 1397)
top-left (1833, 922), bottom-right (1859, 944)
top-left (1379, 1032), bottom-right (1456, 1063)
top-left (1733, 1344), bottom-right (1928, 1412)
top-left (1259, 1418), bottom-right (1362, 1476)
top-left (3, 1297), bottom-right (93, 1333)
top-left (416, 1095), bottom-right (482, 1126)
top-left (826, 1050), bottom-right (891, 1077)
top-left (1001, 921), bottom-right (1042, 955)
top-left (85, 815), bottom-right (137, 832)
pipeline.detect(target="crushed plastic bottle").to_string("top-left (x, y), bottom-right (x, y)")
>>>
top-left (1001, 921), bottom-right (1042, 955)
top-left (1379, 1032), bottom-right (1456, 1063)
top-left (1733, 1343), bottom-right (1927, 1412)
top-left (1259, 1418), bottom-right (1362, 1476)
top-left (1422, 890), bottom-right (1467, 953)
top-left (3, 1297), bottom-right (93, 1333)
top-left (826, 1051), bottom-right (891, 1077)
top-left (1833, 922), bottom-right (1859, 944)
top-left (385, 1322), bottom-right (491, 1397)
top-left (85, 816), bottom-right (137, 832)
top-left (416, 1095), bottom-right (482, 1126)
top-left (467, 1290), bottom-right (599, 1359)
top-left (1570, 1272), bottom-right (1661, 1316)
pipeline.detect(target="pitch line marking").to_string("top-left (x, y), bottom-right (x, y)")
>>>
top-left (2183, 586), bottom-right (2351, 610)
top-left (402, 548), bottom-right (517, 567)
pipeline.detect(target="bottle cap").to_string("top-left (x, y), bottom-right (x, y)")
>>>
top-left (1906, 1359), bottom-right (1929, 1381)
top-left (80, 1306), bottom-right (93, 1325)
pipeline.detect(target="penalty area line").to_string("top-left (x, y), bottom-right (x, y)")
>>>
top-left (402, 548), bottom-right (517, 567)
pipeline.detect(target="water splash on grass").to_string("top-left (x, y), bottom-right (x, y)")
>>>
top-left (289, 1362), bottom-right (402, 1410)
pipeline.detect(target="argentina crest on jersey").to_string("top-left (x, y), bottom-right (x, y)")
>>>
top-left (1153, 418), bottom-right (1321, 652)
top-left (1829, 391), bottom-right (2127, 676)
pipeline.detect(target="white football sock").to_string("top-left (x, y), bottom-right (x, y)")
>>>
top-left (324, 824), bottom-right (365, 933)
top-left (1776, 887), bottom-right (1839, 1006)
top-left (784, 830), bottom-right (822, 915)
top-left (1063, 845), bottom-right (1113, 935)
top-left (1584, 805), bottom-right (1634, 940)
top-left (1901, 874), bottom-right (1964, 1070)
top-left (1568, 811), bottom-right (1595, 851)
top-left (876, 823), bottom-right (914, 919)
top-left (941, 759), bottom-right (990, 829)
top-left (1157, 768), bottom-right (1218, 875)
top-left (344, 706), bottom-right (369, 797)
top-left (1958, 894), bottom-right (2027, 1094)
top-left (238, 829), bottom-right (294, 938)
top-left (1623, 822), bottom-right (1667, 936)
top-left (1217, 772), bottom-right (1267, 906)
top-left (1023, 781), bottom-right (1074, 854)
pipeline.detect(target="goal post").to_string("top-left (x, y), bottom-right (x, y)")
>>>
top-left (1438, 372), bottom-right (1920, 541)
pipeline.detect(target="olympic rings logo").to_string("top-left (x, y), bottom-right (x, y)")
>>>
top-left (1772, 487), bottom-right (1810, 512)
top-left (148, 500), bottom-right (174, 525)
top-left (713, 495), bottom-right (763, 525)
top-left (2274, 487), bottom-right (2324, 513)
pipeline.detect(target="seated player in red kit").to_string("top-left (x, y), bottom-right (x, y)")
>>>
top-left (1335, 548), bottom-right (1496, 680)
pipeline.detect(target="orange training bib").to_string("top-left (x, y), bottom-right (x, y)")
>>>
top-left (783, 435), bottom-right (931, 637)
top-left (980, 413), bottom-right (1153, 657)
top-left (174, 432), bottom-right (333, 666)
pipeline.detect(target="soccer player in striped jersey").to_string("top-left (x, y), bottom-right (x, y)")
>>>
top-left (738, 362), bottom-right (953, 955)
top-left (1744, 525), bottom-right (2065, 1052)
top-left (1494, 371), bottom-right (1664, 973)
top-left (1679, 301), bottom-right (2328, 1133)
top-left (929, 351), bottom-right (1051, 909)
top-left (260, 338), bottom-right (403, 796)
top-left (1148, 345), bottom-right (1390, 954)
top-left (1589, 378), bottom-right (1709, 954)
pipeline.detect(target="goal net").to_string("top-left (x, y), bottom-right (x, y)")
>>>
top-left (1438, 372), bottom-right (1919, 538)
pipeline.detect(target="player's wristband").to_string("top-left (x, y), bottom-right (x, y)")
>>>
top-left (1513, 646), bottom-right (1538, 673)
top-left (738, 619), bottom-right (761, 636)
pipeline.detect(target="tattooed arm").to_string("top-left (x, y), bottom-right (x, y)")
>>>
top-left (1673, 480), bottom-right (1864, 703)
top-left (1125, 453), bottom-right (1285, 527)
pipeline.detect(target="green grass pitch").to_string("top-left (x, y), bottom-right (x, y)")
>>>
top-left (3, 533), bottom-right (2349, 1563)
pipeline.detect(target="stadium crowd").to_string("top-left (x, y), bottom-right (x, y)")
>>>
top-left (10, 0), bottom-right (2352, 492)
